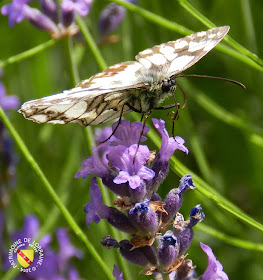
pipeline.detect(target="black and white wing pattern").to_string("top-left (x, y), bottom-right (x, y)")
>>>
top-left (19, 26), bottom-right (229, 126)
top-left (135, 26), bottom-right (229, 78)
top-left (19, 61), bottom-right (147, 126)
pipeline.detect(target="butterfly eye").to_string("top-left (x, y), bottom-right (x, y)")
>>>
top-left (162, 79), bottom-right (176, 93)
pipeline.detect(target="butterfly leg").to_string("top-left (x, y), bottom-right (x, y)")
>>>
top-left (100, 105), bottom-right (125, 143)
top-left (133, 111), bottom-right (151, 164)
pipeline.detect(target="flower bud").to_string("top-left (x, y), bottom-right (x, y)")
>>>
top-left (162, 175), bottom-right (195, 224)
top-left (158, 231), bottom-right (178, 268)
top-left (178, 205), bottom-right (204, 257)
top-left (119, 240), bottom-right (152, 267)
top-left (129, 198), bottom-right (159, 237)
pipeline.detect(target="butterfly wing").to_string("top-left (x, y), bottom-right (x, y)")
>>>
top-left (19, 61), bottom-right (146, 126)
top-left (135, 26), bottom-right (229, 78)
top-left (19, 26), bottom-right (229, 126)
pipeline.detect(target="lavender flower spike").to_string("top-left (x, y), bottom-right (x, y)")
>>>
top-left (162, 174), bottom-right (195, 224)
top-left (158, 230), bottom-right (178, 268)
top-left (0, 81), bottom-right (19, 111)
top-left (57, 228), bottom-right (83, 271)
top-left (129, 198), bottom-right (159, 236)
top-left (199, 243), bottom-right (229, 280)
top-left (98, 3), bottom-right (126, 38)
top-left (113, 265), bottom-right (124, 280)
top-left (1, 0), bottom-right (30, 27)
top-left (61, 0), bottom-right (92, 17)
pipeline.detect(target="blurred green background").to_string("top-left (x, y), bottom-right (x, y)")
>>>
top-left (1, 0), bottom-right (263, 279)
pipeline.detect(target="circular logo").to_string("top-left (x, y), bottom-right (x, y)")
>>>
top-left (8, 238), bottom-right (44, 273)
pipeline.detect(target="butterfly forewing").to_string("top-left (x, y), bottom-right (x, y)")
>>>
top-left (135, 26), bottom-right (229, 78)
top-left (19, 26), bottom-right (229, 126)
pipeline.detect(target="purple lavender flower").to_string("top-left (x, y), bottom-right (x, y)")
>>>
top-left (77, 119), bottom-right (221, 278)
top-left (85, 177), bottom-right (137, 233)
top-left (177, 205), bottom-right (205, 257)
top-left (75, 143), bottom-right (111, 179)
top-left (119, 239), bottom-right (157, 267)
top-left (113, 265), bottom-right (124, 280)
top-left (98, 1), bottom-right (138, 39)
top-left (158, 231), bottom-right (178, 268)
top-left (111, 120), bottom-right (149, 146)
top-left (1, 0), bottom-right (30, 27)
top-left (111, 144), bottom-right (155, 190)
top-left (150, 118), bottom-right (188, 192)
top-left (75, 120), bottom-right (154, 200)
top-left (0, 76), bottom-right (19, 206)
top-left (1, 0), bottom-right (92, 38)
top-left (56, 228), bottom-right (83, 272)
top-left (0, 80), bottom-right (19, 111)
top-left (61, 0), bottom-right (92, 16)
top-left (162, 174), bottom-right (195, 224)
top-left (39, 0), bottom-right (58, 23)
top-left (98, 3), bottom-right (126, 38)
top-left (12, 215), bottom-right (39, 241)
top-left (152, 118), bottom-right (188, 161)
top-left (75, 121), bottom-right (148, 179)
top-left (129, 198), bottom-right (159, 236)
top-left (199, 243), bottom-right (229, 280)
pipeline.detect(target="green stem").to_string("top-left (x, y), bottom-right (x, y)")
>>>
top-left (111, 0), bottom-right (192, 35)
top-left (0, 39), bottom-right (56, 68)
top-left (67, 38), bottom-right (80, 85)
top-left (185, 82), bottom-right (263, 148)
top-left (177, 0), bottom-right (263, 68)
top-left (198, 223), bottom-right (263, 252)
top-left (76, 16), bottom-right (107, 71)
top-left (0, 106), bottom-right (114, 280)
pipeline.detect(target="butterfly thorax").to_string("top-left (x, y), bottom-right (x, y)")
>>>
top-left (126, 78), bottom-right (177, 113)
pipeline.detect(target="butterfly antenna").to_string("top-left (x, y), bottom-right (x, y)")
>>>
top-left (133, 111), bottom-right (151, 164)
top-left (100, 105), bottom-right (125, 144)
top-left (176, 82), bottom-right (187, 109)
top-left (176, 74), bottom-right (246, 89)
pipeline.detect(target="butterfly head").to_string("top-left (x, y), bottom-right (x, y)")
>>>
top-left (161, 78), bottom-right (177, 93)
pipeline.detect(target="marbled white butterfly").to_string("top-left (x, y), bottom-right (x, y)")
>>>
top-left (19, 26), bottom-right (229, 126)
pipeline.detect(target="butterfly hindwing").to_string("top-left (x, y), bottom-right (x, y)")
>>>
top-left (19, 61), bottom-right (146, 126)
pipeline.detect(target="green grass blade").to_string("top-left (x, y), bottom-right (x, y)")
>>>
top-left (76, 16), bottom-right (107, 71)
top-left (198, 223), bottom-right (263, 252)
top-left (0, 39), bottom-right (56, 68)
top-left (184, 81), bottom-right (263, 148)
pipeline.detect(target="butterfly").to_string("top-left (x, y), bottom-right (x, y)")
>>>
top-left (19, 26), bottom-right (230, 126)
